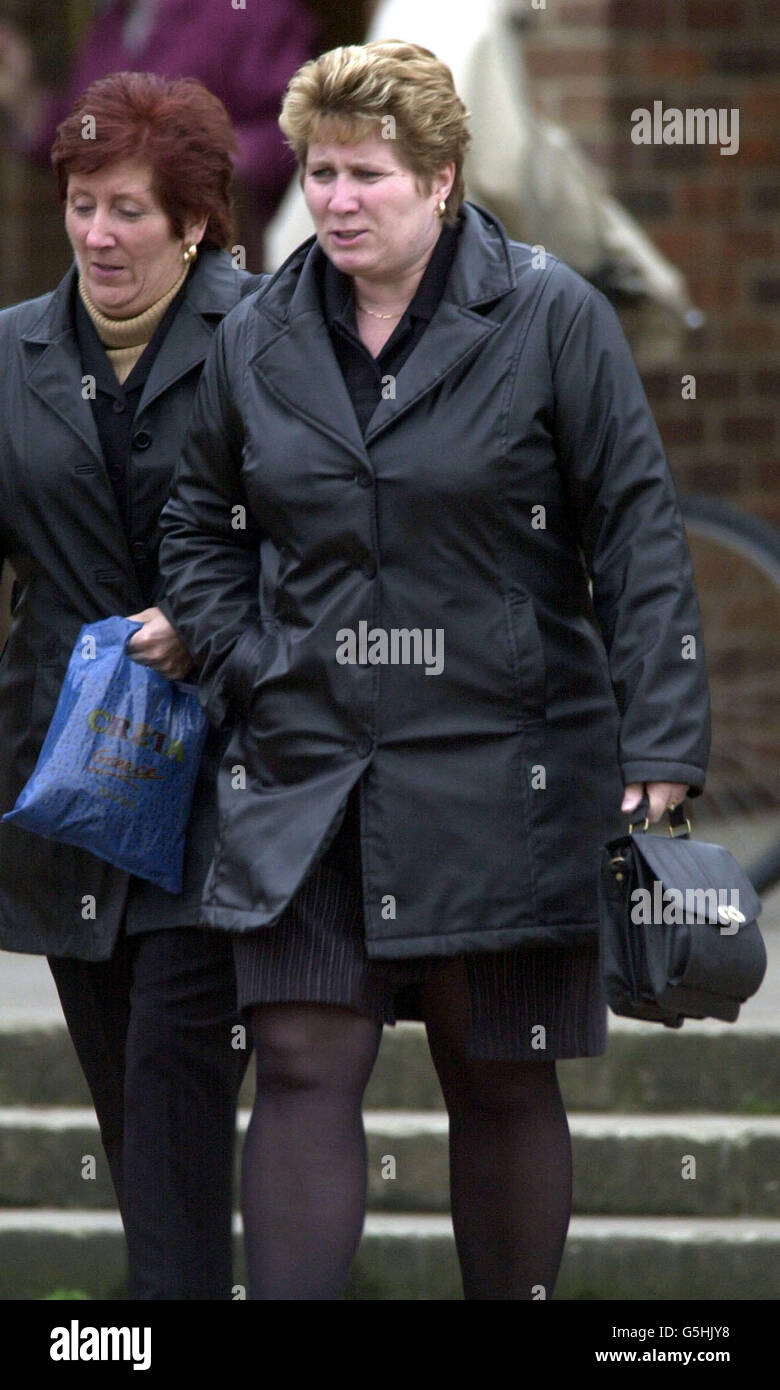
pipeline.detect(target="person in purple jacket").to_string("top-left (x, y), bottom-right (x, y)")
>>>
top-left (0, 0), bottom-right (320, 261)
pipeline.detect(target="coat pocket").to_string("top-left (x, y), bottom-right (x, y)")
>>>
top-left (505, 590), bottom-right (546, 723)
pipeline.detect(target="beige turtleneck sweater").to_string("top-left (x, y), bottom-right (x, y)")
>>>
top-left (78, 265), bottom-right (189, 384)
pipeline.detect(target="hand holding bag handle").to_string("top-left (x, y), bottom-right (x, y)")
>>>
top-left (622, 776), bottom-right (690, 829)
top-left (626, 790), bottom-right (691, 838)
top-left (3, 617), bottom-right (209, 893)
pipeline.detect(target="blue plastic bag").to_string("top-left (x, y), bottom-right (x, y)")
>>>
top-left (3, 616), bottom-right (209, 893)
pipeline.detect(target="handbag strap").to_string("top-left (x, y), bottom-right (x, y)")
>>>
top-left (628, 792), bottom-right (691, 838)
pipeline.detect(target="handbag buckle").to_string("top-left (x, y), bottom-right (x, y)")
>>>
top-left (627, 795), bottom-right (691, 838)
top-left (609, 853), bottom-right (628, 882)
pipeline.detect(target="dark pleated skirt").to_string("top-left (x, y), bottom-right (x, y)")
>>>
top-left (232, 783), bottom-right (607, 1060)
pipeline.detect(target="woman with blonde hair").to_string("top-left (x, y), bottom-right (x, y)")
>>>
top-left (160, 40), bottom-right (709, 1300)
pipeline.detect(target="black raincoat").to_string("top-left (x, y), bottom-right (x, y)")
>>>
top-left (0, 249), bottom-right (261, 958)
top-left (158, 203), bottom-right (710, 957)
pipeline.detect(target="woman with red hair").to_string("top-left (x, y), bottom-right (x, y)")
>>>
top-left (0, 71), bottom-right (263, 1299)
top-left (0, 0), bottom-right (320, 262)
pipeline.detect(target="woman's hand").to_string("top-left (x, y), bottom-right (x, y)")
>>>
top-left (126, 607), bottom-right (194, 681)
top-left (622, 781), bottom-right (689, 824)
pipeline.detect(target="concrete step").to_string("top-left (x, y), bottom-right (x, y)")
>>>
top-left (364, 1111), bottom-right (780, 1217)
top-left (2, 1107), bottom-right (778, 1218)
top-left (0, 1210), bottom-right (777, 1301)
top-left (364, 1021), bottom-right (780, 1115)
top-left (1, 1020), bottom-right (778, 1114)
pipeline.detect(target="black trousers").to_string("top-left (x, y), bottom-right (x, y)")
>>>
top-left (48, 926), bottom-right (249, 1300)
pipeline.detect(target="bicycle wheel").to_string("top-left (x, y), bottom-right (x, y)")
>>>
top-left (680, 496), bottom-right (780, 894)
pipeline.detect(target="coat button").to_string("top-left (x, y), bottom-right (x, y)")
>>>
top-left (131, 541), bottom-right (147, 562)
top-left (354, 470), bottom-right (373, 488)
top-left (133, 430), bottom-right (152, 450)
top-left (112, 399), bottom-right (127, 414)
top-left (355, 735), bottom-right (373, 758)
top-left (361, 557), bottom-right (377, 579)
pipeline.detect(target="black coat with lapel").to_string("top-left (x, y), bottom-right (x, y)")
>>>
top-left (159, 203), bottom-right (711, 957)
top-left (0, 248), bottom-right (263, 959)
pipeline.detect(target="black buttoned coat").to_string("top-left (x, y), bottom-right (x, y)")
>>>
top-left (0, 249), bottom-right (261, 958)
top-left (158, 203), bottom-right (711, 958)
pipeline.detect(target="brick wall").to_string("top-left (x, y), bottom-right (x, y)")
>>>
top-left (522, 0), bottom-right (779, 526)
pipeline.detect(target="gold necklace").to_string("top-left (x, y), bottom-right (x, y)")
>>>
top-left (356, 301), bottom-right (403, 320)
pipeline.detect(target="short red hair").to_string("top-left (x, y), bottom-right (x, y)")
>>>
top-left (51, 71), bottom-right (236, 248)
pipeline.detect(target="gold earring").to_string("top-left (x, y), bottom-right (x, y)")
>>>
top-left (436, 199), bottom-right (447, 218)
top-left (183, 243), bottom-right (198, 265)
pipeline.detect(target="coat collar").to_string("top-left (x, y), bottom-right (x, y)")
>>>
top-left (249, 203), bottom-right (517, 460)
top-left (137, 248), bottom-right (246, 413)
top-left (18, 249), bottom-right (246, 603)
top-left (20, 248), bottom-right (245, 447)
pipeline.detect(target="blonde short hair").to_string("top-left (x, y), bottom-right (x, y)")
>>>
top-left (279, 40), bottom-right (471, 224)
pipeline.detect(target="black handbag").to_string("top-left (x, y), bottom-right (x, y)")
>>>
top-left (599, 797), bottom-right (767, 1028)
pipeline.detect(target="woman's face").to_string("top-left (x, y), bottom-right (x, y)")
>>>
top-left (302, 130), bottom-right (454, 285)
top-left (65, 159), bottom-right (205, 318)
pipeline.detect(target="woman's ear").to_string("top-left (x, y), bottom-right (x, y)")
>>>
top-left (434, 161), bottom-right (456, 206)
top-left (185, 214), bottom-right (209, 247)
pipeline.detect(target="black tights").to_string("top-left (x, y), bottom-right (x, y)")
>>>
top-left (242, 959), bottom-right (572, 1300)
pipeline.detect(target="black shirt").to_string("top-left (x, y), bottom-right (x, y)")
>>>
top-left (317, 217), bottom-right (463, 435)
top-left (74, 266), bottom-right (192, 537)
